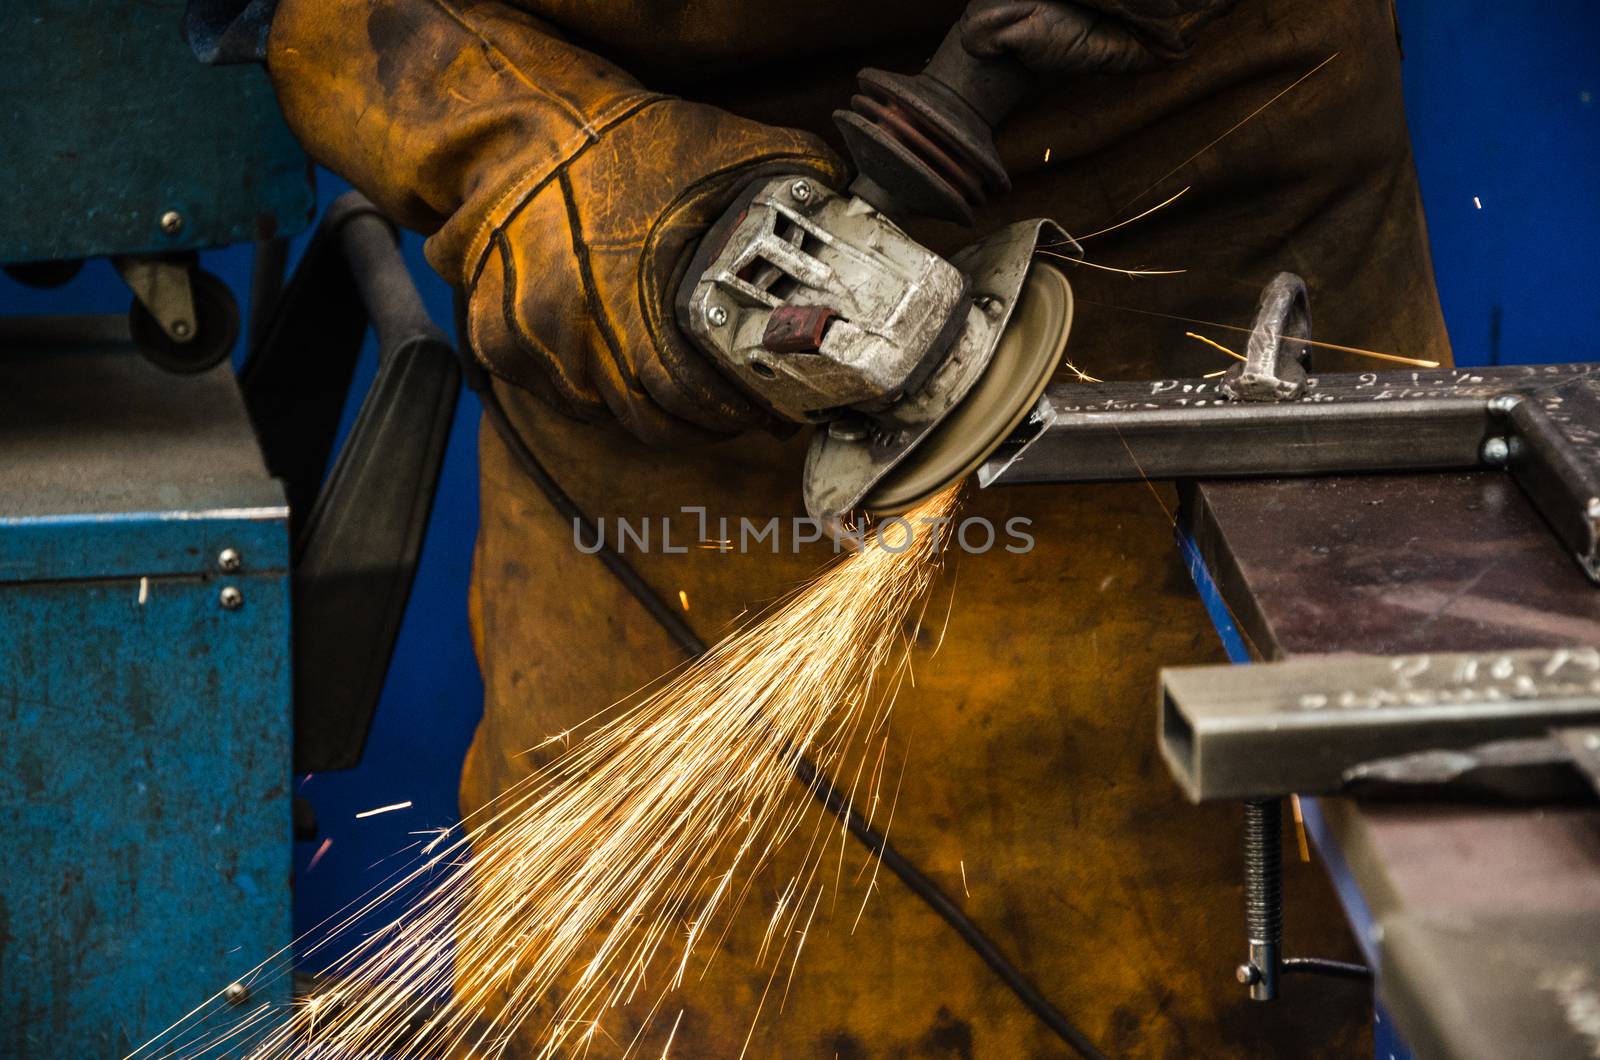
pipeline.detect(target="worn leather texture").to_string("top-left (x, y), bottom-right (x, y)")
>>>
top-left (270, 0), bottom-right (1445, 1054)
top-left (961, 1), bottom-right (1241, 73)
top-left (268, 0), bottom-right (845, 443)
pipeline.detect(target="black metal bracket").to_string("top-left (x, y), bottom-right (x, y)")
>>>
top-left (240, 192), bottom-right (461, 772)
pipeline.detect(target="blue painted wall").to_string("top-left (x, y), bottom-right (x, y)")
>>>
top-left (1395, 0), bottom-right (1599, 368)
top-left (0, 0), bottom-right (1595, 975)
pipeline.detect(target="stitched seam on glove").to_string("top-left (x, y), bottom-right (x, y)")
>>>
top-left (482, 229), bottom-right (603, 416)
top-left (558, 169), bottom-right (650, 417)
top-left (459, 92), bottom-right (669, 284)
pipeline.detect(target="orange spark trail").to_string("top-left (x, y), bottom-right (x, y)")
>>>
top-left (133, 489), bottom-right (960, 1060)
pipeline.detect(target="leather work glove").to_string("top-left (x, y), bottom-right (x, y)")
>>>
top-left (961, 0), bottom-right (1237, 75)
top-left (267, 0), bottom-right (845, 444)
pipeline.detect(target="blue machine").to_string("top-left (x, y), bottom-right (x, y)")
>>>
top-left (0, 338), bottom-right (293, 1055)
top-left (0, 3), bottom-right (307, 1053)
top-left (0, 4), bottom-right (460, 1053)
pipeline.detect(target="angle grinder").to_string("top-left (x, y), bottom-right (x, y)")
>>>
top-left (675, 5), bottom-right (1081, 520)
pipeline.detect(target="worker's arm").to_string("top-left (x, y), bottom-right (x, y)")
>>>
top-left (267, 0), bottom-right (845, 444)
top-left (265, 0), bottom-right (1234, 444)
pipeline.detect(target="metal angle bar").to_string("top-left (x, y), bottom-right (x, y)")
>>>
top-left (987, 364), bottom-right (1600, 485)
top-left (1159, 647), bottom-right (1600, 801)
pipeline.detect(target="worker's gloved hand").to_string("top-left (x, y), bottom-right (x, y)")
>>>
top-left (444, 99), bottom-right (845, 444)
top-left (961, 0), bottom-right (1237, 75)
top-left (268, 0), bottom-right (843, 444)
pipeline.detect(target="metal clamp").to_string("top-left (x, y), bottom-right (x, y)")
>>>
top-left (1220, 272), bottom-right (1311, 402)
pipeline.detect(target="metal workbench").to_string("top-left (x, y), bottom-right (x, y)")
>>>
top-left (1180, 472), bottom-right (1600, 1059)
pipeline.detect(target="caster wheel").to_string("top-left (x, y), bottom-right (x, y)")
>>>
top-left (129, 269), bottom-right (239, 374)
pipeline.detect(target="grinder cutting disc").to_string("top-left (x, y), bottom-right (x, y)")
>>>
top-left (862, 261), bottom-right (1074, 514)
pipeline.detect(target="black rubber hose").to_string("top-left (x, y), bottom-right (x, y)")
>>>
top-left (462, 334), bottom-right (1105, 1059)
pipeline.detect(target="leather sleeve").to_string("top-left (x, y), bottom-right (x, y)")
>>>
top-left (266, 0), bottom-right (845, 443)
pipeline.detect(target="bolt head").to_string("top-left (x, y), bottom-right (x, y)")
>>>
top-left (1488, 394), bottom-right (1521, 415)
top-left (218, 548), bottom-right (242, 572)
top-left (707, 305), bottom-right (729, 327)
top-left (219, 585), bottom-right (243, 610)
top-left (170, 320), bottom-right (192, 339)
top-left (1236, 963), bottom-right (1261, 986)
top-left (159, 210), bottom-right (185, 236)
top-left (1584, 733), bottom-right (1600, 751)
top-left (789, 179), bottom-right (813, 202)
top-left (223, 981), bottom-right (249, 1005)
top-left (1481, 436), bottom-right (1510, 467)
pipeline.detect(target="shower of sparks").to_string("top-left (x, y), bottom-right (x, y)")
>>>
top-left (134, 489), bottom-right (959, 1060)
top-left (1044, 147), bottom-right (1051, 163)
top-left (1185, 331), bottom-right (1244, 362)
top-left (1062, 359), bottom-right (1103, 384)
top-left (959, 860), bottom-right (970, 898)
top-left (1290, 795), bottom-right (1311, 863)
top-left (1040, 250), bottom-right (1186, 278)
top-left (306, 839), bottom-right (332, 874)
top-left (1074, 186), bottom-right (1190, 243)
top-left (1082, 298), bottom-right (1442, 369)
top-left (678, 589), bottom-right (690, 611)
top-left (354, 800), bottom-right (413, 820)
top-left (1109, 53), bottom-right (1341, 219)
top-left (1473, 196), bottom-right (1483, 210)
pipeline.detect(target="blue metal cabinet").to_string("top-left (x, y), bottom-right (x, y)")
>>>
top-left (0, 330), bottom-right (292, 1056)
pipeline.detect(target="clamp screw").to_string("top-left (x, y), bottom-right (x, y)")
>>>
top-left (219, 585), bottom-right (243, 610)
top-left (223, 981), bottom-right (250, 1005)
top-left (790, 179), bottom-right (813, 202)
top-left (159, 210), bottom-right (185, 236)
top-left (218, 548), bottom-right (242, 572)
top-left (707, 305), bottom-right (729, 327)
top-left (1481, 437), bottom-right (1511, 467)
top-left (1236, 963), bottom-right (1261, 986)
top-left (1241, 799), bottom-right (1283, 1001)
